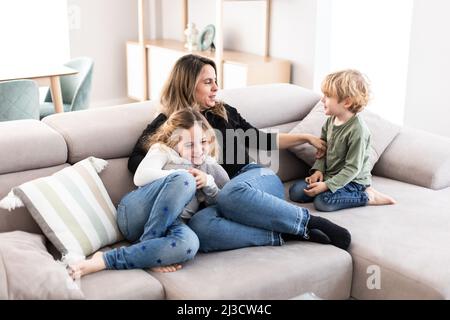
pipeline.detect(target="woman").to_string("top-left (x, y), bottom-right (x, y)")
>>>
top-left (129, 54), bottom-right (351, 253)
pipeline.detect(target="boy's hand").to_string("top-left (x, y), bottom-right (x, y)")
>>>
top-left (304, 181), bottom-right (328, 197)
top-left (188, 168), bottom-right (207, 189)
top-left (305, 171), bottom-right (323, 184)
top-left (308, 135), bottom-right (327, 157)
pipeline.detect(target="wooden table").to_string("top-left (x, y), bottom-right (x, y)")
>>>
top-left (0, 66), bottom-right (78, 113)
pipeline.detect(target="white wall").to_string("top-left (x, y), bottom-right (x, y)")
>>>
top-left (150, 0), bottom-right (319, 88)
top-left (270, 0), bottom-right (318, 88)
top-left (404, 0), bottom-right (450, 137)
top-left (68, 0), bottom-right (137, 107)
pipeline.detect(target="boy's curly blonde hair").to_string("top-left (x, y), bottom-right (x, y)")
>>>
top-left (321, 69), bottom-right (370, 113)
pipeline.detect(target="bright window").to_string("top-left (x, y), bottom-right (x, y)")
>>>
top-left (315, 0), bottom-right (414, 125)
top-left (0, 0), bottom-right (70, 68)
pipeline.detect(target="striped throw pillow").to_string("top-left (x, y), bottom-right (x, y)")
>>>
top-left (0, 157), bottom-right (123, 258)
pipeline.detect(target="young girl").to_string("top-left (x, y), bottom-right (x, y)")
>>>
top-left (69, 109), bottom-right (228, 278)
top-left (135, 109), bottom-right (230, 221)
top-left (289, 69), bottom-right (396, 212)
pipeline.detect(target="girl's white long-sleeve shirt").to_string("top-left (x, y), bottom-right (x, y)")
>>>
top-left (134, 143), bottom-right (230, 219)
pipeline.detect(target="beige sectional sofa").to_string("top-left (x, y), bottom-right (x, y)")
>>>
top-left (1, 84), bottom-right (449, 299)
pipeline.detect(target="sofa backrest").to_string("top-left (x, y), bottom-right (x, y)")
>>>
top-left (0, 120), bottom-right (67, 174)
top-left (217, 83), bottom-right (321, 128)
top-left (0, 120), bottom-right (69, 233)
top-left (42, 100), bottom-right (158, 164)
top-left (373, 127), bottom-right (450, 190)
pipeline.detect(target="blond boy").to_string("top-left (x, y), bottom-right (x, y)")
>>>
top-left (289, 69), bottom-right (395, 212)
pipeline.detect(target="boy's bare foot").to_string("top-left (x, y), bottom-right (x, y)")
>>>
top-left (69, 251), bottom-right (106, 279)
top-left (150, 264), bottom-right (182, 273)
top-left (366, 187), bottom-right (396, 205)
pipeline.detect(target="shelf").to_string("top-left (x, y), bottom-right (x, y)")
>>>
top-left (128, 0), bottom-right (286, 101)
top-left (128, 39), bottom-right (288, 66)
top-left (126, 39), bottom-right (290, 100)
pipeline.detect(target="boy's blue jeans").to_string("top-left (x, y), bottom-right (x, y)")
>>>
top-left (289, 179), bottom-right (369, 212)
top-left (103, 172), bottom-right (200, 270)
top-left (188, 164), bottom-right (310, 252)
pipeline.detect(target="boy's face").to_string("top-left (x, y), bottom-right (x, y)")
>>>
top-left (321, 94), bottom-right (352, 116)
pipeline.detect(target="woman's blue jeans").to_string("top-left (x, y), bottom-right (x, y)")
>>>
top-left (188, 164), bottom-right (310, 252)
top-left (289, 179), bottom-right (369, 212)
top-left (103, 172), bottom-right (200, 270)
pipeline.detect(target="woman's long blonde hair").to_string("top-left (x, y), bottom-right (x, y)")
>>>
top-left (146, 109), bottom-right (219, 160)
top-left (158, 54), bottom-right (227, 120)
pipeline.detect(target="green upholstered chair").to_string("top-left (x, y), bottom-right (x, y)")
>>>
top-left (40, 57), bottom-right (94, 119)
top-left (0, 80), bottom-right (40, 122)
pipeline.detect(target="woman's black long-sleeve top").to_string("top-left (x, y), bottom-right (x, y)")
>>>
top-left (128, 104), bottom-right (277, 179)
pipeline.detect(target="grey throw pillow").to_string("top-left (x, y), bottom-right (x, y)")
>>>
top-left (289, 101), bottom-right (401, 169)
top-left (0, 231), bottom-right (85, 300)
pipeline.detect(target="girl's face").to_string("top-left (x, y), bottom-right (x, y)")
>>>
top-left (176, 124), bottom-right (210, 165)
top-left (195, 65), bottom-right (218, 109)
top-left (321, 94), bottom-right (351, 116)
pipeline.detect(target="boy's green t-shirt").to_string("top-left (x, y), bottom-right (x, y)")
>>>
top-left (311, 114), bottom-right (372, 193)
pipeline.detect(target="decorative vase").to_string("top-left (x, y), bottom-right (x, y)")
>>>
top-left (184, 23), bottom-right (199, 52)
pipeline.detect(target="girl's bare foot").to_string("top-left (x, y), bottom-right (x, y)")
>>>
top-left (150, 264), bottom-right (182, 273)
top-left (366, 187), bottom-right (396, 205)
top-left (69, 251), bottom-right (106, 279)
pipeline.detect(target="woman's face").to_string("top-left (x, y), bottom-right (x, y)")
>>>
top-left (195, 65), bottom-right (218, 109)
top-left (176, 124), bottom-right (210, 165)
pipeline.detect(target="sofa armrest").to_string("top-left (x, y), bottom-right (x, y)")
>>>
top-left (372, 127), bottom-right (450, 190)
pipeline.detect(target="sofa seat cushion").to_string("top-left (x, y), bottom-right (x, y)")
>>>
top-left (285, 176), bottom-right (450, 299)
top-left (80, 269), bottom-right (164, 300)
top-left (149, 242), bottom-right (352, 299)
top-left (79, 241), bottom-right (165, 300)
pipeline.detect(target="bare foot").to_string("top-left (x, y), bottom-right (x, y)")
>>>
top-left (366, 187), bottom-right (396, 205)
top-left (69, 251), bottom-right (106, 279)
top-left (150, 264), bottom-right (183, 273)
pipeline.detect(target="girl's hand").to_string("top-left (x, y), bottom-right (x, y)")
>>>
top-left (304, 181), bottom-right (328, 197)
top-left (188, 168), bottom-right (207, 189)
top-left (308, 135), bottom-right (327, 158)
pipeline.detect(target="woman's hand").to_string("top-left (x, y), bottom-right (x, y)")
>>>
top-left (188, 168), bottom-right (207, 189)
top-left (308, 134), bottom-right (327, 158)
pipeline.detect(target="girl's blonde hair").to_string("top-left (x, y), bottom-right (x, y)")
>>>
top-left (158, 54), bottom-right (227, 121)
top-left (321, 69), bottom-right (370, 113)
top-left (146, 109), bottom-right (219, 160)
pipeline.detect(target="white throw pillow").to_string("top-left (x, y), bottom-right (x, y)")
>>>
top-left (0, 157), bottom-right (123, 258)
top-left (289, 101), bottom-right (401, 169)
